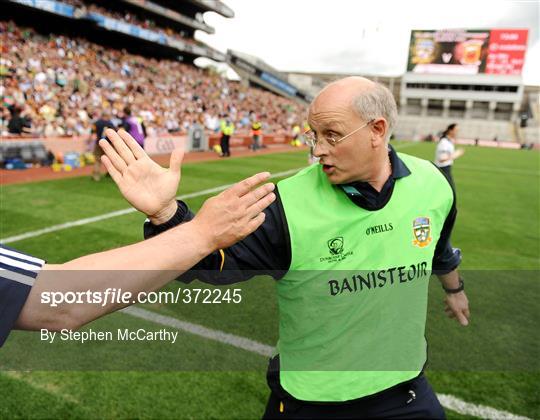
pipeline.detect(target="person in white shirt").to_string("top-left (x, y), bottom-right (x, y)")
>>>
top-left (435, 123), bottom-right (464, 188)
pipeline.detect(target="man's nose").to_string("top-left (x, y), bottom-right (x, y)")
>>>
top-left (312, 140), bottom-right (329, 158)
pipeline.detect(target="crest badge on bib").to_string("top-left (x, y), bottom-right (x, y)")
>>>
top-left (412, 217), bottom-right (432, 248)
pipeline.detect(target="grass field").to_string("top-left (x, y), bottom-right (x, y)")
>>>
top-left (1, 141), bottom-right (538, 419)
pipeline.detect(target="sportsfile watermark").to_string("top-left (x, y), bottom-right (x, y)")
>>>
top-left (41, 287), bottom-right (243, 307)
top-left (1, 270), bottom-right (537, 372)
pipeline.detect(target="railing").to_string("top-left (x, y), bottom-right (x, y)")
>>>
top-left (1, 132), bottom-right (295, 156)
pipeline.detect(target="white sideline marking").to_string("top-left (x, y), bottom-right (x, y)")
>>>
top-left (437, 393), bottom-right (531, 420)
top-left (123, 307), bottom-right (532, 420)
top-left (122, 306), bottom-right (274, 357)
top-left (0, 168), bottom-right (302, 244)
top-left (1, 208), bottom-right (137, 244)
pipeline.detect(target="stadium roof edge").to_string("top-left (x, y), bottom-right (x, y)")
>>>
top-left (228, 49), bottom-right (283, 77)
top-left (118, 0), bottom-right (216, 34)
top-left (227, 50), bottom-right (312, 104)
top-left (184, 0), bottom-right (234, 18)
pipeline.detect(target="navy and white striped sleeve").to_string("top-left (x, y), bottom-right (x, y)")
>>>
top-left (0, 245), bottom-right (45, 347)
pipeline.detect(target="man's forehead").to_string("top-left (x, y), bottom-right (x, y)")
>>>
top-left (308, 96), bottom-right (355, 129)
top-left (311, 86), bottom-right (353, 111)
top-left (307, 110), bottom-right (348, 131)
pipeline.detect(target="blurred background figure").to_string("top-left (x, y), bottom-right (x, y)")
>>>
top-left (92, 109), bottom-right (116, 181)
top-left (435, 123), bottom-right (465, 189)
top-left (122, 107), bottom-right (146, 149)
top-left (219, 115), bottom-right (235, 157)
top-left (7, 105), bottom-right (32, 135)
top-left (250, 117), bottom-right (262, 151)
top-left (291, 122), bottom-right (301, 147)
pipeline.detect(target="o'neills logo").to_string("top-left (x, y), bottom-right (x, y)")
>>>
top-left (320, 237), bottom-right (353, 263)
top-left (366, 222), bottom-right (393, 236)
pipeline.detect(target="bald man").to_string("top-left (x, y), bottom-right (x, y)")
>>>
top-left (101, 80), bottom-right (469, 419)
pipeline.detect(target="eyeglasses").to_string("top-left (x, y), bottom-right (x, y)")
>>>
top-left (304, 119), bottom-right (374, 148)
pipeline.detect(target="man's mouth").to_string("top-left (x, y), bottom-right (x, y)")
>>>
top-left (321, 164), bottom-right (335, 174)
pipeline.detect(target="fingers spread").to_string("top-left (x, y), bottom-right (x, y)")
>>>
top-left (117, 129), bottom-right (145, 159)
top-left (227, 172), bottom-right (271, 198)
top-left (105, 128), bottom-right (136, 165)
top-left (99, 138), bottom-right (127, 173)
top-left (242, 182), bottom-right (275, 208)
top-left (246, 192), bottom-right (276, 219)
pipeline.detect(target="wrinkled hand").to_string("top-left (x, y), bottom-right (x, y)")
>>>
top-left (191, 172), bottom-right (276, 250)
top-left (100, 129), bottom-right (181, 224)
top-left (444, 292), bottom-right (470, 326)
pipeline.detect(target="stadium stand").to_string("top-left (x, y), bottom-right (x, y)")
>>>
top-left (0, 20), bottom-right (305, 139)
top-left (0, 0), bottom-right (311, 169)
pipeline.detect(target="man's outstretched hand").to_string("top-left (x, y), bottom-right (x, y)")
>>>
top-left (101, 129), bottom-right (277, 243)
top-left (100, 129), bottom-right (180, 224)
top-left (190, 172), bottom-right (276, 251)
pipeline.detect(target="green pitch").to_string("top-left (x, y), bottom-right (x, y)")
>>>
top-left (1, 142), bottom-right (538, 419)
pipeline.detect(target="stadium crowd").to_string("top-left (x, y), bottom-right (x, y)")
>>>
top-left (0, 20), bottom-right (306, 139)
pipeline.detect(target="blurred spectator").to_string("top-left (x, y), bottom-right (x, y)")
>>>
top-left (8, 106), bottom-right (31, 134)
top-left (92, 109), bottom-right (116, 181)
top-left (219, 116), bottom-right (235, 157)
top-left (44, 119), bottom-right (66, 137)
top-left (291, 123), bottom-right (301, 146)
top-left (122, 107), bottom-right (146, 148)
top-left (251, 118), bottom-right (262, 151)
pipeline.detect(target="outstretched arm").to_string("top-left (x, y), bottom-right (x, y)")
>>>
top-left (144, 193), bottom-right (291, 285)
top-left (14, 172), bottom-right (275, 332)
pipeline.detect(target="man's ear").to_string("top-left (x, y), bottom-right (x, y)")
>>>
top-left (370, 118), bottom-right (387, 147)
